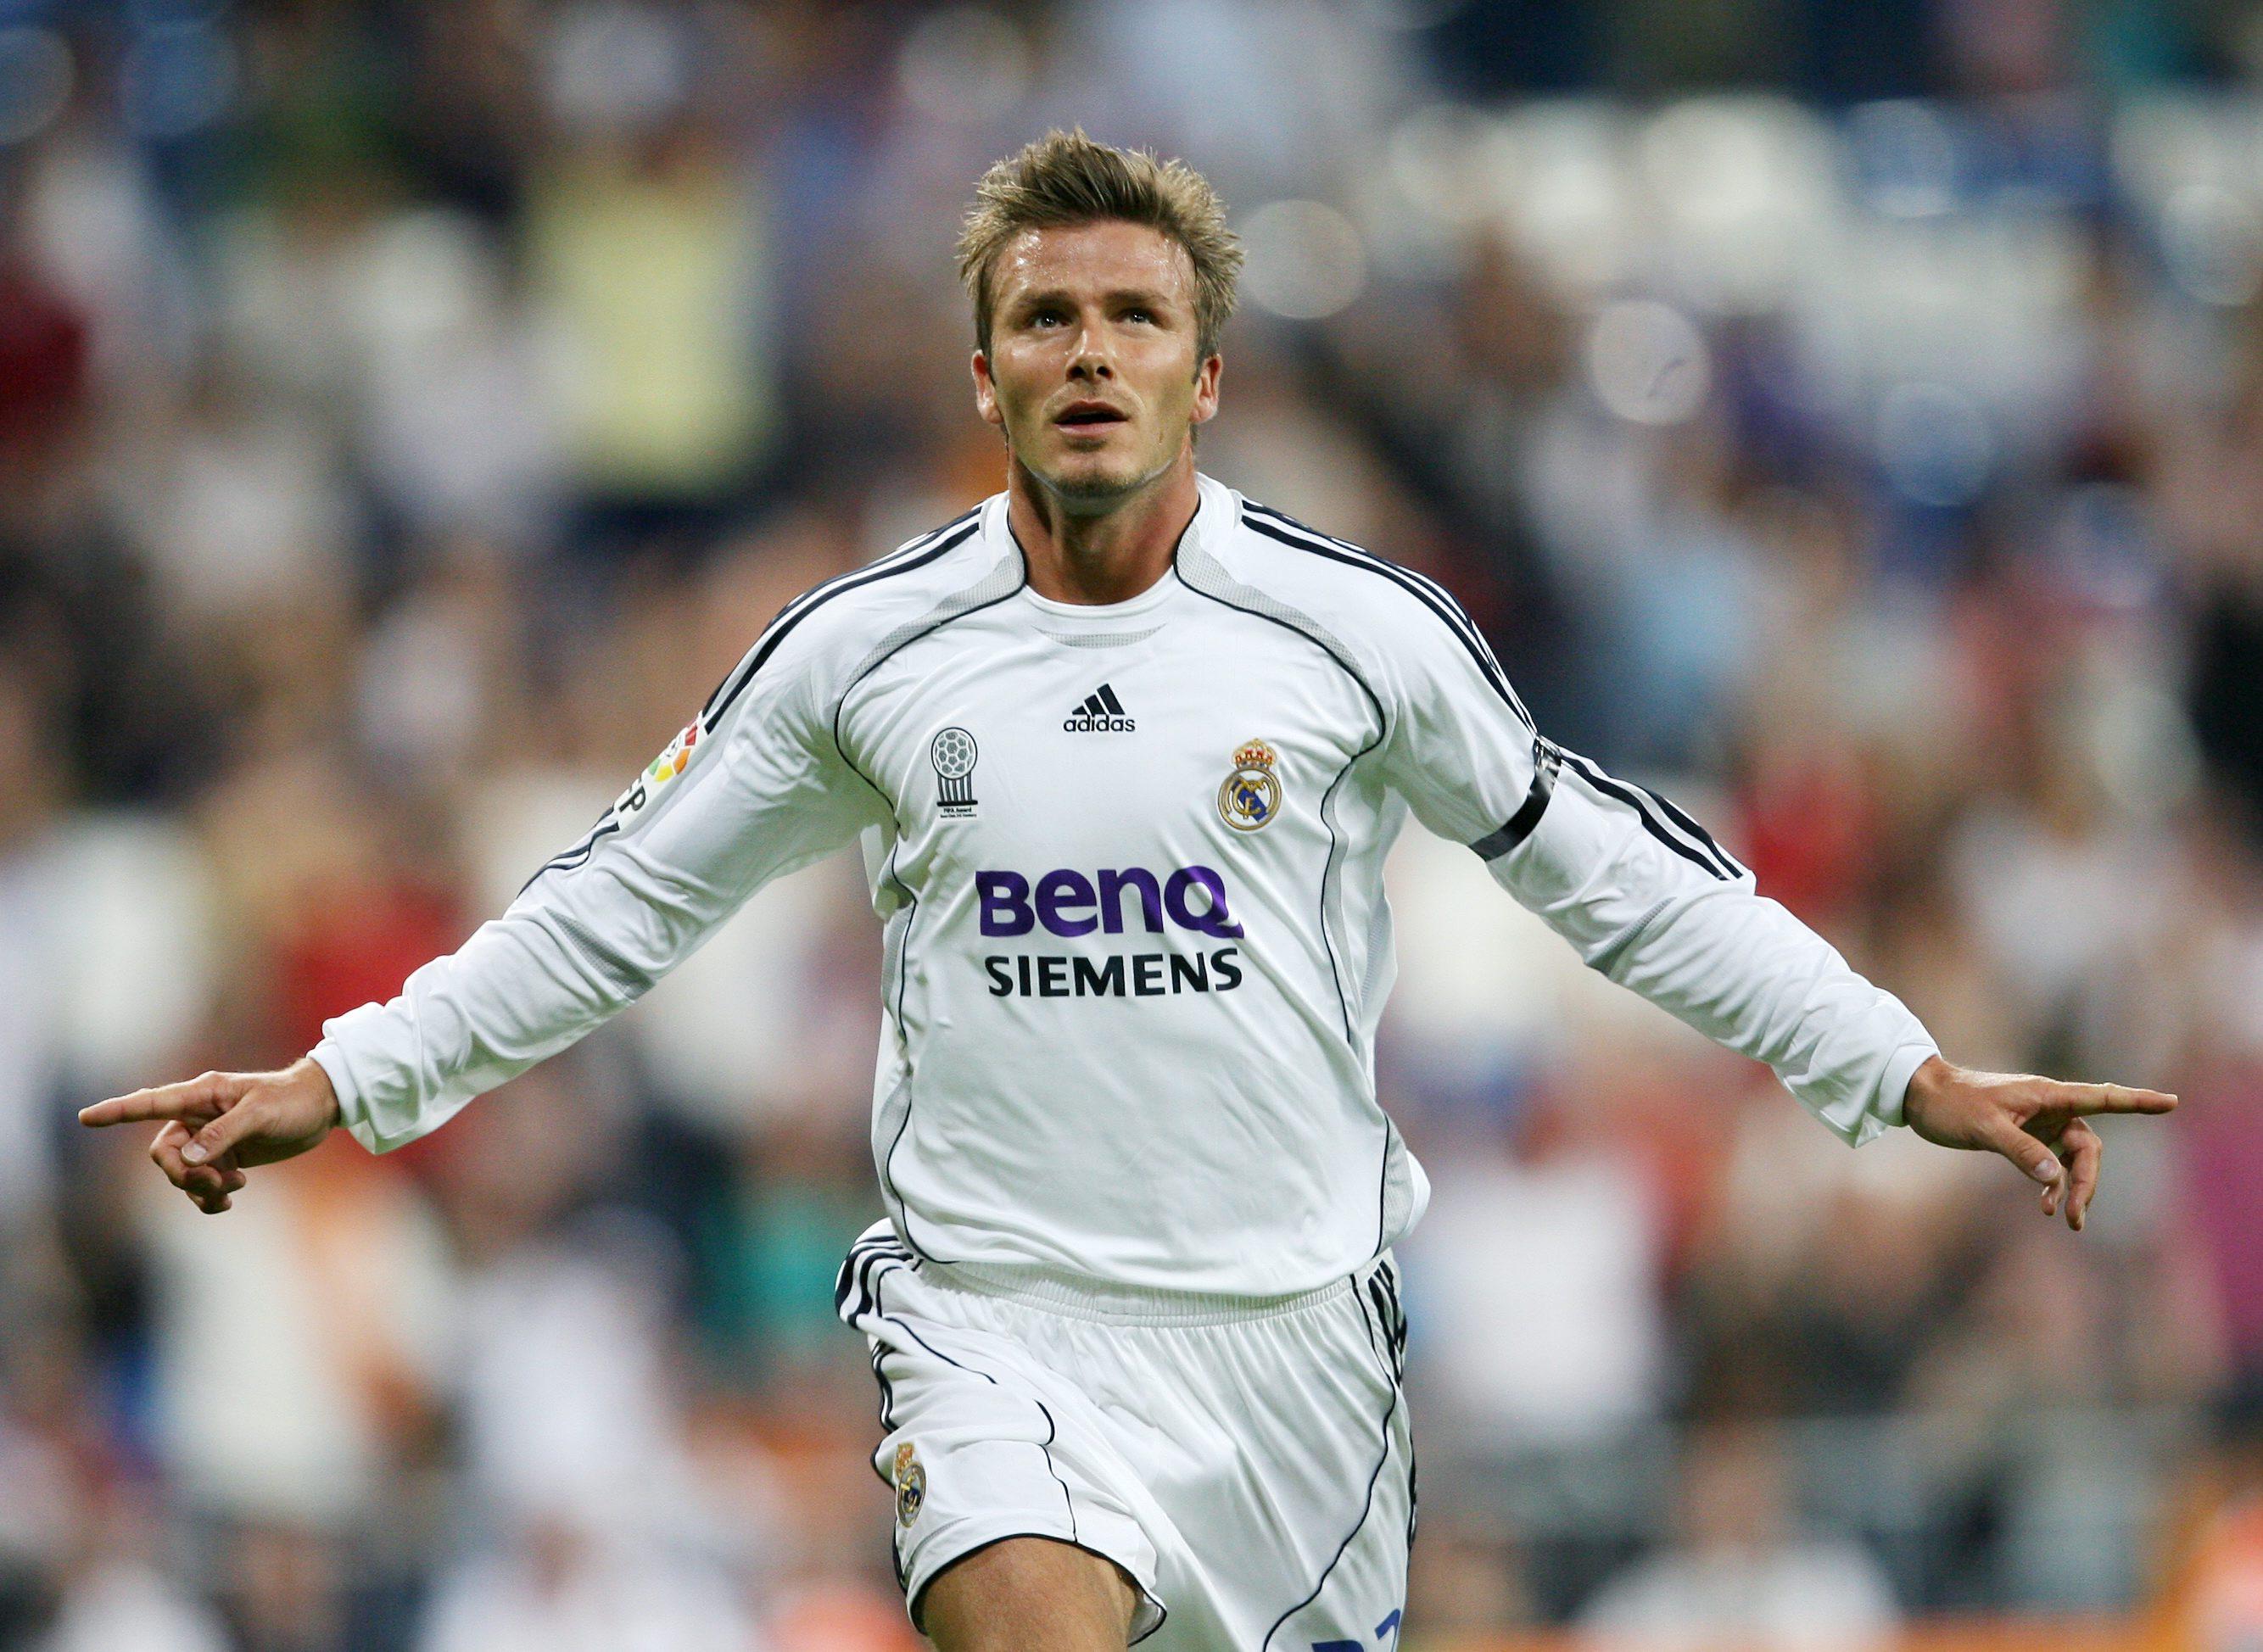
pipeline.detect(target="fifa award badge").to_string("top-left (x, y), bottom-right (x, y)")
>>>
top-left (931, 726), bottom-right (979, 818)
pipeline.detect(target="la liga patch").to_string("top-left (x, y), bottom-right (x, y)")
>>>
top-left (612, 720), bottom-right (703, 823)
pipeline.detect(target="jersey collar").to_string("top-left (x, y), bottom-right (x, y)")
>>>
top-left (991, 472), bottom-right (1228, 617)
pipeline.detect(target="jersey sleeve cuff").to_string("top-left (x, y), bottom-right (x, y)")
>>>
top-left (308, 1031), bottom-right (380, 1154)
top-left (1873, 1038), bottom-right (1939, 1135)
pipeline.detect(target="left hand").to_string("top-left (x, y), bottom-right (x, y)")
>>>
top-left (1901, 1056), bottom-right (2176, 1231)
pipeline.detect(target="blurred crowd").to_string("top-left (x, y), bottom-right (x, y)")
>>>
top-left (6, 1), bottom-right (2263, 1648)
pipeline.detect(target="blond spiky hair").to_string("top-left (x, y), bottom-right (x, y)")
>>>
top-left (956, 128), bottom-right (1243, 363)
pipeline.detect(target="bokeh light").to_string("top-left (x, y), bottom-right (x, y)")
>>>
top-left (899, 6), bottom-right (1032, 125)
top-left (0, 25), bottom-right (71, 145)
top-left (1585, 299), bottom-right (1711, 424)
top-left (1242, 198), bottom-right (1369, 321)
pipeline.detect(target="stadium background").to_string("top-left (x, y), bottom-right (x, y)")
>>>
top-left (4, 0), bottom-right (2263, 1647)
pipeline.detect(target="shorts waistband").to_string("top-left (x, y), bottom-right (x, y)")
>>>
top-left (920, 1255), bottom-right (1384, 1327)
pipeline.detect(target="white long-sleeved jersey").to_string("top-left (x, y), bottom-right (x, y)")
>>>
top-left (311, 474), bottom-right (1937, 1294)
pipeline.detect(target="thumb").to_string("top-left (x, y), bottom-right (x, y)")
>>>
top-left (180, 1091), bottom-right (259, 1166)
top-left (1987, 1120), bottom-right (2062, 1186)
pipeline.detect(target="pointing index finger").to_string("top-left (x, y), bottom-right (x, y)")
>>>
top-left (2047, 1081), bottom-right (2179, 1117)
top-left (78, 1074), bottom-right (226, 1129)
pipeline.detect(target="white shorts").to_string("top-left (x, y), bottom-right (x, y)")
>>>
top-left (834, 1222), bottom-right (1415, 1650)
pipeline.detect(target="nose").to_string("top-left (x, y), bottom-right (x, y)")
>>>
top-left (1070, 327), bottom-right (1114, 382)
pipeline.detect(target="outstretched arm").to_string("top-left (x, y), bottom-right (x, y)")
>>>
top-left (1478, 740), bottom-right (2175, 1225)
top-left (1311, 518), bottom-right (2178, 1228)
top-left (80, 607), bottom-right (881, 1212)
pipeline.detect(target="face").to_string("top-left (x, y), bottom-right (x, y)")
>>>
top-left (972, 220), bottom-right (1222, 514)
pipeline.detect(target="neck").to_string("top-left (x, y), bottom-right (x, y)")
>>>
top-left (1006, 449), bottom-right (1199, 605)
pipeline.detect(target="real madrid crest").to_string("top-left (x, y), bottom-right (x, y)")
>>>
top-left (893, 1442), bottom-right (926, 1527)
top-left (1218, 737), bottom-right (1283, 832)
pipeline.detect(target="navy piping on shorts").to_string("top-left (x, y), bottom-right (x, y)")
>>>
top-left (1372, 1258), bottom-right (1418, 1548)
top-left (1260, 1270), bottom-right (1406, 1651)
top-left (837, 1236), bottom-right (917, 1496)
top-left (837, 1233), bottom-right (914, 1328)
top-left (905, 1534), bottom-right (1171, 1645)
top-left (837, 1235), bottom-right (1084, 1566)
top-left (1365, 1265), bottom-right (1408, 1386)
top-left (1032, 1399), bottom-right (1077, 1544)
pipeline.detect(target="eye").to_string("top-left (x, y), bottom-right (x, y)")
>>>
top-left (1125, 307), bottom-right (1154, 324)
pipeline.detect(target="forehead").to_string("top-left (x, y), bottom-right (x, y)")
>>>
top-left (989, 220), bottom-right (1196, 306)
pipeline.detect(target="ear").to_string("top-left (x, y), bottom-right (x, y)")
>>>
top-left (1191, 352), bottom-right (1223, 426)
top-left (972, 350), bottom-right (1003, 429)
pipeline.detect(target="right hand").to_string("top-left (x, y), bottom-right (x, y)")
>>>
top-left (78, 1057), bottom-right (342, 1214)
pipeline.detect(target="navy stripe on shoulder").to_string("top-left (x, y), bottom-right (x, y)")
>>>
top-left (713, 508), bottom-right (974, 710)
top-left (1558, 750), bottom-right (1737, 881)
top-left (1245, 502), bottom-right (1507, 669)
top-left (523, 509), bottom-right (982, 898)
top-left (1240, 501), bottom-right (1535, 734)
top-left (1253, 502), bottom-right (1537, 730)
top-left (1251, 502), bottom-right (1494, 660)
top-left (701, 514), bottom-right (982, 729)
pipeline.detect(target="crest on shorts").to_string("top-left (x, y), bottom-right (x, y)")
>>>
top-left (930, 726), bottom-right (979, 818)
top-left (894, 1442), bottom-right (926, 1527)
top-left (1217, 737), bottom-right (1282, 833)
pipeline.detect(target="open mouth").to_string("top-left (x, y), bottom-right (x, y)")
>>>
top-left (1055, 404), bottom-right (1128, 429)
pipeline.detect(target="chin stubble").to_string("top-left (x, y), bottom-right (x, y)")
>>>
top-left (1022, 439), bottom-right (1178, 517)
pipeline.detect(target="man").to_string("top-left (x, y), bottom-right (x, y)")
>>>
top-left (82, 131), bottom-right (2175, 1650)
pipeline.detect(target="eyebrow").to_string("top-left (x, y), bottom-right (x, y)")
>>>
top-left (1009, 287), bottom-right (1178, 314)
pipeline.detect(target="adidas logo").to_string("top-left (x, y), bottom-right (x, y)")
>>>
top-left (1064, 684), bottom-right (1136, 733)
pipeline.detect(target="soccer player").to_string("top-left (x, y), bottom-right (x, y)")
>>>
top-left (82, 131), bottom-right (2176, 1651)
